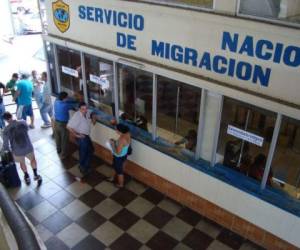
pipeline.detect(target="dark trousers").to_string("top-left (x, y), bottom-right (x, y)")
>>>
top-left (76, 135), bottom-right (94, 173)
top-left (54, 121), bottom-right (69, 158)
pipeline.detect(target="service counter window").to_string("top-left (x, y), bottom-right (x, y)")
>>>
top-left (156, 76), bottom-right (201, 154)
top-left (118, 65), bottom-right (153, 133)
top-left (137, 0), bottom-right (213, 9)
top-left (239, 0), bottom-right (300, 25)
top-left (271, 117), bottom-right (300, 199)
top-left (85, 54), bottom-right (114, 116)
top-left (217, 97), bottom-right (276, 185)
top-left (57, 46), bottom-right (83, 101)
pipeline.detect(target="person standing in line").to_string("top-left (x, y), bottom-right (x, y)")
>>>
top-left (2, 112), bottom-right (42, 186)
top-left (67, 102), bottom-right (96, 175)
top-left (31, 70), bottom-right (43, 109)
top-left (53, 91), bottom-right (76, 159)
top-left (14, 73), bottom-right (34, 128)
top-left (6, 73), bottom-right (19, 105)
top-left (108, 124), bottom-right (131, 188)
top-left (40, 72), bottom-right (53, 128)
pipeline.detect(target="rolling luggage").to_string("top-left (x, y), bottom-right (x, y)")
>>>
top-left (0, 151), bottom-right (21, 187)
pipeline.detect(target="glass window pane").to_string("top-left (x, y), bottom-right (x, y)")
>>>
top-left (85, 54), bottom-right (114, 115)
top-left (118, 65), bottom-right (153, 132)
top-left (157, 76), bottom-right (201, 153)
top-left (135, 0), bottom-right (213, 8)
top-left (239, 0), bottom-right (300, 25)
top-left (271, 117), bottom-right (300, 199)
top-left (57, 46), bottom-right (83, 101)
top-left (217, 97), bottom-right (276, 185)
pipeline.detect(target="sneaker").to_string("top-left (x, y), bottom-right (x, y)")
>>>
top-left (24, 176), bottom-right (31, 185)
top-left (34, 175), bottom-right (42, 186)
top-left (41, 123), bottom-right (52, 129)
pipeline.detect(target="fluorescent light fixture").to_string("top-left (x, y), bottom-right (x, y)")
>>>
top-left (117, 58), bottom-right (145, 69)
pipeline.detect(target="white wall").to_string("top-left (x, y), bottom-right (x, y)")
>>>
top-left (91, 122), bottom-right (300, 247)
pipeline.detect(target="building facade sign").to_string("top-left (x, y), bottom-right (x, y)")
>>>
top-left (45, 0), bottom-right (300, 106)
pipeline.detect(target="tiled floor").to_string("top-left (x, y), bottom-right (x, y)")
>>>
top-left (5, 109), bottom-right (264, 250)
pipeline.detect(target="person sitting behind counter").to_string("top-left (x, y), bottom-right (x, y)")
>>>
top-left (175, 129), bottom-right (197, 152)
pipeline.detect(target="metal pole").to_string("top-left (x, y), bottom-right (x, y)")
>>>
top-left (152, 74), bottom-right (157, 141)
top-left (237, 109), bottom-right (251, 167)
top-left (261, 113), bottom-right (282, 190)
top-left (80, 52), bottom-right (88, 104)
top-left (175, 86), bottom-right (180, 134)
top-left (210, 93), bottom-right (224, 167)
top-left (113, 62), bottom-right (119, 122)
top-left (53, 44), bottom-right (61, 92)
top-left (195, 89), bottom-right (207, 159)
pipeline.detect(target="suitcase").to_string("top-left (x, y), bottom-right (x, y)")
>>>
top-left (0, 151), bottom-right (21, 188)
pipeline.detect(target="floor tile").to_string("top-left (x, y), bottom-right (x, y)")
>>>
top-left (35, 224), bottom-right (53, 242)
top-left (35, 181), bottom-right (62, 199)
top-left (173, 243), bottom-right (192, 250)
top-left (217, 228), bottom-right (245, 249)
top-left (25, 212), bottom-right (39, 226)
top-left (76, 210), bottom-right (107, 233)
top-left (93, 198), bottom-right (123, 219)
top-left (94, 181), bottom-right (118, 196)
top-left (196, 218), bottom-right (223, 239)
top-left (8, 184), bottom-right (32, 200)
top-left (110, 188), bottom-right (137, 206)
top-left (141, 188), bottom-right (164, 205)
top-left (42, 211), bottom-right (72, 234)
top-left (61, 156), bottom-right (78, 169)
top-left (52, 172), bottom-right (76, 188)
top-left (126, 197), bottom-right (154, 217)
top-left (125, 179), bottom-right (148, 195)
top-left (90, 155), bottom-right (104, 168)
top-left (72, 151), bottom-right (79, 160)
top-left (110, 233), bottom-right (142, 250)
top-left (45, 236), bottom-right (69, 250)
top-left (182, 228), bottom-right (214, 250)
top-left (96, 164), bottom-right (114, 177)
top-left (41, 164), bottom-right (66, 179)
top-left (79, 189), bottom-right (106, 207)
top-left (158, 198), bottom-right (182, 215)
top-left (139, 245), bottom-right (151, 250)
top-left (144, 207), bottom-right (173, 228)
top-left (239, 241), bottom-right (265, 250)
top-left (83, 171), bottom-right (105, 187)
top-left (162, 217), bottom-right (193, 241)
top-left (65, 181), bottom-right (92, 198)
top-left (92, 221), bottom-right (123, 246)
top-left (72, 235), bottom-right (106, 250)
top-left (61, 200), bottom-right (91, 220)
top-left (146, 231), bottom-right (178, 250)
top-left (47, 189), bottom-right (75, 209)
top-left (68, 165), bottom-right (84, 178)
top-left (57, 223), bottom-right (88, 248)
top-left (36, 143), bottom-right (57, 155)
top-left (176, 207), bottom-right (202, 226)
top-left (127, 219), bottom-right (159, 244)
top-left (16, 190), bottom-right (44, 210)
top-left (110, 208), bottom-right (139, 231)
top-left (28, 200), bottom-right (57, 222)
top-left (207, 240), bottom-right (233, 250)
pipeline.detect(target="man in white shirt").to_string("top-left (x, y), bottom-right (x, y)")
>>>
top-left (67, 102), bottom-right (96, 175)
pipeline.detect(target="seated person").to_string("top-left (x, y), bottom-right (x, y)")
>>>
top-left (175, 129), bottom-right (197, 151)
top-left (249, 154), bottom-right (273, 186)
top-left (136, 115), bottom-right (148, 131)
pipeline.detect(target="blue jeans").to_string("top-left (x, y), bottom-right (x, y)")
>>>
top-left (76, 136), bottom-right (94, 173)
top-left (0, 103), bottom-right (5, 128)
top-left (40, 103), bottom-right (53, 125)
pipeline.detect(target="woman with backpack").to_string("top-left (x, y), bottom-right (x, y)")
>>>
top-left (108, 124), bottom-right (131, 188)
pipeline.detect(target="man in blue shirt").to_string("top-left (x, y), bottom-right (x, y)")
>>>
top-left (54, 92), bottom-right (76, 159)
top-left (14, 74), bottom-right (34, 128)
